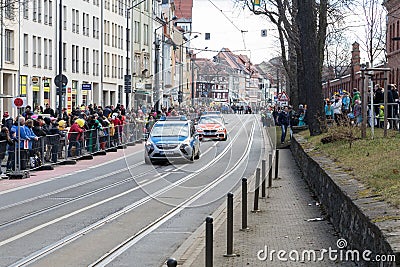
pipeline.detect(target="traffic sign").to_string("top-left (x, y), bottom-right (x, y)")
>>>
top-left (13, 97), bottom-right (27, 108)
top-left (124, 74), bottom-right (132, 93)
top-left (82, 83), bottom-right (92, 90)
top-left (277, 91), bottom-right (289, 107)
top-left (54, 74), bottom-right (68, 88)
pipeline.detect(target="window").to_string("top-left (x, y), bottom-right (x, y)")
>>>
top-left (83, 13), bottom-right (89, 36)
top-left (37, 37), bottom-right (42, 68)
top-left (23, 34), bottom-right (28, 66)
top-left (33, 0), bottom-right (37, 21)
top-left (38, 0), bottom-right (42, 23)
top-left (134, 21), bottom-right (140, 43)
top-left (63, 42), bottom-right (67, 71)
top-left (5, 30), bottom-right (14, 63)
top-left (49, 0), bottom-right (53, 25)
top-left (33, 36), bottom-right (37, 67)
top-left (49, 39), bottom-right (53, 70)
top-left (76, 10), bottom-right (79, 33)
top-left (82, 47), bottom-right (89, 74)
top-left (93, 17), bottom-right (99, 39)
top-left (23, 0), bottom-right (29, 19)
top-left (127, 28), bottom-right (130, 51)
top-left (93, 0), bottom-right (99, 7)
top-left (104, 52), bottom-right (110, 77)
top-left (44, 38), bottom-right (48, 69)
top-left (134, 53), bottom-right (140, 74)
top-left (5, 0), bottom-right (15, 19)
top-left (105, 0), bottom-right (109, 10)
top-left (144, 24), bottom-right (149, 46)
top-left (44, 0), bottom-right (48, 24)
top-left (93, 49), bottom-right (99, 76)
top-left (118, 0), bottom-right (123, 15)
top-left (63, 6), bottom-right (67, 29)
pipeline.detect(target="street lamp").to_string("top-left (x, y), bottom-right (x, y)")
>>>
top-left (125, 0), bottom-right (146, 111)
top-left (153, 16), bottom-right (177, 112)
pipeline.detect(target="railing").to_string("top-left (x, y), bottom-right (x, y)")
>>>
top-left (1, 121), bottom-right (146, 174)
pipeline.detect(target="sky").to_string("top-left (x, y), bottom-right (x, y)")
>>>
top-left (190, 0), bottom-right (387, 66)
top-left (191, 0), bottom-right (279, 64)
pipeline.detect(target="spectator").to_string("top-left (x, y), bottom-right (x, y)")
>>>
top-left (43, 103), bottom-right (55, 117)
top-left (278, 106), bottom-right (290, 144)
top-left (68, 118), bottom-right (85, 157)
top-left (2, 112), bottom-right (13, 131)
top-left (0, 127), bottom-right (13, 175)
top-left (332, 94), bottom-right (343, 125)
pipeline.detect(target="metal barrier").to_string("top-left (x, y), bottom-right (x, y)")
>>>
top-left (3, 121), bottom-right (144, 175)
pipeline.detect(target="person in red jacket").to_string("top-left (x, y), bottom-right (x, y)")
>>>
top-left (68, 119), bottom-right (85, 157)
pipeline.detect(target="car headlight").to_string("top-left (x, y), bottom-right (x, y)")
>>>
top-left (217, 127), bottom-right (225, 131)
top-left (196, 128), bottom-right (204, 132)
top-left (145, 141), bottom-right (155, 154)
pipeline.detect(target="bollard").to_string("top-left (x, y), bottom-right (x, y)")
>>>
top-left (274, 149), bottom-right (280, 179)
top-left (241, 178), bottom-right (249, 230)
top-left (224, 192), bottom-right (236, 257)
top-left (205, 216), bottom-right (213, 267)
top-left (166, 258), bottom-right (177, 267)
top-left (261, 160), bottom-right (266, 198)
top-left (252, 168), bottom-right (261, 212)
top-left (268, 153), bottom-right (273, 188)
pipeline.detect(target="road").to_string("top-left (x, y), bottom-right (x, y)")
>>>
top-left (0, 114), bottom-right (268, 267)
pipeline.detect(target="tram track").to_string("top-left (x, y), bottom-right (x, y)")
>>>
top-left (9, 116), bottom-right (256, 267)
top-left (2, 115), bottom-right (253, 266)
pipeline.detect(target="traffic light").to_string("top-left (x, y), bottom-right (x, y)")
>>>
top-left (178, 91), bottom-right (183, 103)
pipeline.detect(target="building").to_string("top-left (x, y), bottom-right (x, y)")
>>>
top-left (0, 0), bottom-right (153, 117)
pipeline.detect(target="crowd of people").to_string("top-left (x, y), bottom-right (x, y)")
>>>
top-left (324, 85), bottom-right (400, 128)
top-left (0, 103), bottom-right (135, 174)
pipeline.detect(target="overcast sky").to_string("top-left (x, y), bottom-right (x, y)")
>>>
top-left (190, 0), bottom-right (387, 66)
top-left (191, 0), bottom-right (278, 64)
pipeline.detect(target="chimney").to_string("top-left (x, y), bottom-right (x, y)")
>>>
top-left (352, 42), bottom-right (361, 73)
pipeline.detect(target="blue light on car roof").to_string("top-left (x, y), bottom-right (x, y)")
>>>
top-left (160, 115), bottom-right (188, 121)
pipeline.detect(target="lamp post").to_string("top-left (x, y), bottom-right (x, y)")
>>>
top-left (153, 16), bottom-right (177, 112)
top-left (125, 0), bottom-right (146, 111)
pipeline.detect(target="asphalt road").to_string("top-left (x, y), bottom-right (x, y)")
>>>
top-left (0, 114), bottom-right (268, 267)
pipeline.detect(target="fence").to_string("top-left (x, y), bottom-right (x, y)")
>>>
top-left (1, 121), bottom-right (146, 174)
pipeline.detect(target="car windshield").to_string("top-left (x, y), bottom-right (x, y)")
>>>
top-left (198, 117), bottom-right (222, 124)
top-left (150, 123), bottom-right (189, 137)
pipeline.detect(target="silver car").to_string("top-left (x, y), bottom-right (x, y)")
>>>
top-left (144, 116), bottom-right (201, 164)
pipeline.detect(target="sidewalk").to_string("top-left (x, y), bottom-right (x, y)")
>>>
top-left (171, 148), bottom-right (356, 266)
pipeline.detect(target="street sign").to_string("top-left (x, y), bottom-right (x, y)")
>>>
top-left (82, 83), bottom-right (92, 90)
top-left (277, 91), bottom-right (290, 107)
top-left (13, 97), bottom-right (27, 108)
top-left (124, 74), bottom-right (132, 93)
top-left (54, 74), bottom-right (68, 88)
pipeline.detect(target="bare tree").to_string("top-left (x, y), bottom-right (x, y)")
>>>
top-left (352, 0), bottom-right (386, 66)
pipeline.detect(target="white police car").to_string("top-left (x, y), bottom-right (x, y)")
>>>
top-left (144, 116), bottom-right (201, 164)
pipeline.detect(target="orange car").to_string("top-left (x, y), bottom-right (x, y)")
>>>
top-left (196, 116), bottom-right (227, 141)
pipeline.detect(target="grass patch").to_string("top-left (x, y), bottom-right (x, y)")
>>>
top-left (297, 127), bottom-right (400, 207)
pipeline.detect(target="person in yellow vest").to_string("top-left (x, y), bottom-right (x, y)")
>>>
top-left (377, 105), bottom-right (385, 128)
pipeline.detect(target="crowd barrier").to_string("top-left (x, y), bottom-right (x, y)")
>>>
top-left (1, 121), bottom-right (146, 174)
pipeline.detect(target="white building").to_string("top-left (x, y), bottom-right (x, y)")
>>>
top-left (0, 0), bottom-right (153, 116)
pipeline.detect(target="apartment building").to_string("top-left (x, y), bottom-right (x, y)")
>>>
top-left (0, 0), bottom-right (152, 116)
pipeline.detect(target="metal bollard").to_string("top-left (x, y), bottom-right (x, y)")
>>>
top-left (252, 168), bottom-right (261, 212)
top-left (241, 178), bottom-right (249, 230)
top-left (268, 153), bottom-right (273, 188)
top-left (261, 160), bottom-right (266, 198)
top-left (205, 216), bottom-right (213, 267)
top-left (274, 149), bottom-right (280, 179)
top-left (224, 192), bottom-right (236, 257)
top-left (166, 258), bottom-right (177, 267)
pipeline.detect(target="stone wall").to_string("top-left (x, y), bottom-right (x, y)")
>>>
top-left (291, 135), bottom-right (400, 267)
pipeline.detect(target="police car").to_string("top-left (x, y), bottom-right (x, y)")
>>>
top-left (144, 116), bottom-right (201, 164)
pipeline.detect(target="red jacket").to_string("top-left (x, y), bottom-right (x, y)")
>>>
top-left (68, 123), bottom-right (84, 141)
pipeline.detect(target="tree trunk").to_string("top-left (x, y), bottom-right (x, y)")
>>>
top-left (297, 0), bottom-right (323, 136)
